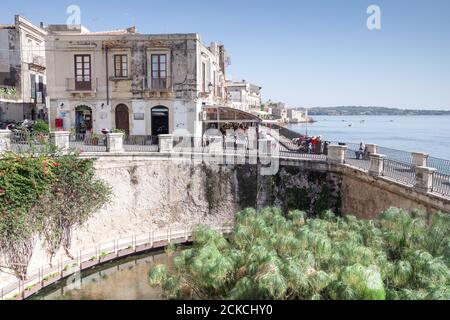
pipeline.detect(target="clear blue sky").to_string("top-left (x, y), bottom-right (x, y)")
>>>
top-left (2, 0), bottom-right (450, 109)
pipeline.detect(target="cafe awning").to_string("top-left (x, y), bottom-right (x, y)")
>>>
top-left (202, 106), bottom-right (261, 124)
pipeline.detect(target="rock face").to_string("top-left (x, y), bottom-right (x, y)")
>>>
top-left (0, 157), bottom-right (342, 288)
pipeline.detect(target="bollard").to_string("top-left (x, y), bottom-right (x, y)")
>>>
top-left (0, 130), bottom-right (11, 153)
top-left (49, 131), bottom-right (70, 152)
top-left (412, 152), bottom-right (429, 168)
top-left (365, 144), bottom-right (377, 155)
top-left (414, 166), bottom-right (436, 193)
top-left (369, 154), bottom-right (386, 176)
top-left (327, 145), bottom-right (347, 164)
top-left (106, 133), bottom-right (124, 153)
top-left (158, 134), bottom-right (174, 153)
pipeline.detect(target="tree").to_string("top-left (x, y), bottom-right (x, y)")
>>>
top-left (149, 207), bottom-right (450, 300)
top-left (36, 153), bottom-right (112, 260)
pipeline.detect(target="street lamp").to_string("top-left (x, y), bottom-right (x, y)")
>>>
top-left (208, 82), bottom-right (214, 94)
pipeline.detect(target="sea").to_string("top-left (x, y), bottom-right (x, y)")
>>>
top-left (288, 115), bottom-right (450, 160)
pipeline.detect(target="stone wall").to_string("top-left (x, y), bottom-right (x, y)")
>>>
top-left (1, 154), bottom-right (449, 289)
top-left (339, 165), bottom-right (450, 220)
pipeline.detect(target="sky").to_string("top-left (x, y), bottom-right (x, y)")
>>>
top-left (1, 0), bottom-right (450, 109)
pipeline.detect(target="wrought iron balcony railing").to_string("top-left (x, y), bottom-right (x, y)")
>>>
top-left (66, 78), bottom-right (98, 93)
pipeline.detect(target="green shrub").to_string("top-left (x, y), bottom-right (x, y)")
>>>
top-left (33, 120), bottom-right (49, 133)
top-left (149, 207), bottom-right (450, 300)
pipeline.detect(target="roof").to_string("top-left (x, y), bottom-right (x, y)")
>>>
top-left (202, 106), bottom-right (261, 123)
top-left (85, 27), bottom-right (138, 35)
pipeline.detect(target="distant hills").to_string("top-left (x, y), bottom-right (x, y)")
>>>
top-left (306, 106), bottom-right (450, 116)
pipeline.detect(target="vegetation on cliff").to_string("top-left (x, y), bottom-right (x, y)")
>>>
top-left (149, 207), bottom-right (450, 300)
top-left (0, 147), bottom-right (111, 279)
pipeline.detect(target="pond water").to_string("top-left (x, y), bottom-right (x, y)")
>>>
top-left (29, 249), bottom-right (176, 300)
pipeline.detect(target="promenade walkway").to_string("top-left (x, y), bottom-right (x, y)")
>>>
top-left (3, 130), bottom-right (450, 197)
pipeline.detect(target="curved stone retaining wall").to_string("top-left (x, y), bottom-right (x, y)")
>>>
top-left (1, 153), bottom-right (449, 297)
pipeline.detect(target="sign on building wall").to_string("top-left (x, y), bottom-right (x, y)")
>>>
top-left (134, 113), bottom-right (145, 120)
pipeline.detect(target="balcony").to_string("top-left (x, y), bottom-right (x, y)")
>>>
top-left (28, 55), bottom-right (46, 72)
top-left (66, 78), bottom-right (98, 94)
top-left (144, 76), bottom-right (173, 92)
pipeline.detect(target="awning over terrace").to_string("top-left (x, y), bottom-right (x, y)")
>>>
top-left (202, 106), bottom-right (261, 124)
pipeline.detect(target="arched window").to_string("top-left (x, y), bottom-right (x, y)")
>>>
top-left (151, 106), bottom-right (169, 136)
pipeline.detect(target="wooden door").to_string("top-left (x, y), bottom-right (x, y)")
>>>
top-left (115, 104), bottom-right (130, 135)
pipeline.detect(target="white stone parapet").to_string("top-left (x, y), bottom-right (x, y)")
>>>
top-left (365, 144), bottom-right (377, 155)
top-left (414, 166), bottom-right (436, 193)
top-left (369, 153), bottom-right (386, 176)
top-left (0, 130), bottom-right (11, 153)
top-left (158, 134), bottom-right (174, 153)
top-left (106, 133), bottom-right (124, 153)
top-left (412, 152), bottom-right (429, 167)
top-left (327, 145), bottom-right (347, 164)
top-left (50, 131), bottom-right (70, 152)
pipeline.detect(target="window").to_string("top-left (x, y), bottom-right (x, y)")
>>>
top-left (202, 63), bottom-right (206, 92)
top-left (30, 74), bottom-right (36, 99)
top-left (151, 54), bottom-right (167, 79)
top-left (38, 75), bottom-right (45, 103)
top-left (74, 54), bottom-right (91, 90)
top-left (114, 55), bottom-right (128, 78)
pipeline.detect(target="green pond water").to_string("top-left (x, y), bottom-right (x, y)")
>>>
top-left (29, 249), bottom-right (176, 300)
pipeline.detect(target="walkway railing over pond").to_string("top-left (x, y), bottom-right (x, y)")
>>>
top-left (1, 129), bottom-right (450, 198)
top-left (0, 225), bottom-right (233, 300)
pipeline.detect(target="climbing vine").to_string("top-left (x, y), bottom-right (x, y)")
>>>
top-left (0, 149), bottom-right (111, 279)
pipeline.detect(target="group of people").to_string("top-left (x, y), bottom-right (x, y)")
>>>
top-left (292, 135), bottom-right (327, 154)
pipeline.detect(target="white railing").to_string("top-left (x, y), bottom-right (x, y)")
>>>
top-left (0, 224), bottom-right (233, 300)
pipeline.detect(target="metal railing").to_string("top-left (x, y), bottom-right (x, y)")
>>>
top-left (428, 157), bottom-right (450, 176)
top-left (0, 225), bottom-right (233, 300)
top-left (10, 132), bottom-right (50, 153)
top-left (277, 139), bottom-right (327, 160)
top-left (377, 146), bottom-right (413, 165)
top-left (4, 131), bottom-right (450, 197)
top-left (123, 135), bottom-right (159, 152)
top-left (432, 171), bottom-right (450, 196)
top-left (344, 143), bottom-right (371, 171)
top-left (382, 158), bottom-right (416, 186)
top-left (145, 76), bottom-right (173, 91)
top-left (65, 78), bottom-right (99, 92)
top-left (69, 133), bottom-right (107, 153)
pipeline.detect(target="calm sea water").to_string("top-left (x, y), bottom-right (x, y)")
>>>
top-left (288, 115), bottom-right (450, 160)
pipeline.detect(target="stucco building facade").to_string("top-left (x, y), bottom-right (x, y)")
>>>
top-left (0, 15), bottom-right (47, 122)
top-left (45, 24), bottom-right (227, 136)
top-left (226, 80), bottom-right (262, 112)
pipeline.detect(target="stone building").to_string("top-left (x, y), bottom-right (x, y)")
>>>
top-left (226, 80), bottom-right (262, 112)
top-left (45, 24), bottom-right (227, 136)
top-left (0, 15), bottom-right (47, 122)
top-left (287, 108), bottom-right (308, 123)
top-left (269, 101), bottom-right (289, 122)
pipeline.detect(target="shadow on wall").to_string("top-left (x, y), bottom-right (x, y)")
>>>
top-left (206, 165), bottom-right (341, 216)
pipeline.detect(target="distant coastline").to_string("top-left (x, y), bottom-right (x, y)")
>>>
top-left (307, 106), bottom-right (450, 116)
